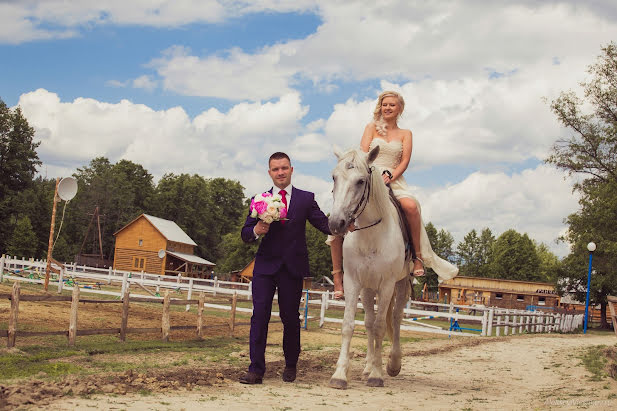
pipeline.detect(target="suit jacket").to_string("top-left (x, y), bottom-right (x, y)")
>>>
top-left (241, 186), bottom-right (331, 278)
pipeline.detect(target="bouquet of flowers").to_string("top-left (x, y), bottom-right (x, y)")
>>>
top-left (250, 192), bottom-right (288, 223)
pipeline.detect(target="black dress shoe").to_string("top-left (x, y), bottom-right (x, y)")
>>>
top-left (282, 367), bottom-right (296, 382)
top-left (239, 371), bottom-right (263, 384)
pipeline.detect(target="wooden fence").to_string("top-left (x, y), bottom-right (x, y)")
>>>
top-left (1, 255), bottom-right (585, 341)
top-left (1, 282), bottom-right (245, 348)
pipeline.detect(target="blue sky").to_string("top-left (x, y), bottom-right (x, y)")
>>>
top-left (2, 1), bottom-right (617, 257)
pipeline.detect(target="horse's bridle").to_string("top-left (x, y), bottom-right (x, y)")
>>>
top-left (349, 165), bottom-right (382, 231)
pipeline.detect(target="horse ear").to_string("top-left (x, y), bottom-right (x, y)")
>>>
top-left (367, 144), bottom-right (380, 164)
top-left (333, 144), bottom-right (343, 160)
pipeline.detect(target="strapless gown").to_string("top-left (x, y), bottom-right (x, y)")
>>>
top-left (328, 137), bottom-right (459, 282)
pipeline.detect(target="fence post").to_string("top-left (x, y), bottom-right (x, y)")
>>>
top-left (120, 288), bottom-right (130, 342)
top-left (481, 309), bottom-right (488, 336)
top-left (496, 312), bottom-right (501, 337)
top-left (162, 291), bottom-right (170, 342)
top-left (213, 276), bottom-right (218, 297)
top-left (229, 292), bottom-right (238, 335)
top-left (68, 285), bottom-right (80, 346)
top-left (303, 289), bottom-right (310, 330)
top-left (107, 267), bottom-right (112, 284)
top-left (57, 267), bottom-right (64, 294)
top-left (7, 282), bottom-right (20, 348)
top-left (197, 292), bottom-right (205, 339)
top-left (320, 292), bottom-right (327, 328)
top-left (121, 271), bottom-right (129, 296)
top-left (186, 278), bottom-right (194, 312)
top-left (156, 275), bottom-right (161, 295)
top-left (0, 254), bottom-right (5, 283)
top-left (487, 308), bottom-right (494, 337)
top-left (511, 314), bottom-right (517, 335)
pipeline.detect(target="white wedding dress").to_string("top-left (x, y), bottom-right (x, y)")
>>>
top-left (329, 137), bottom-right (459, 282)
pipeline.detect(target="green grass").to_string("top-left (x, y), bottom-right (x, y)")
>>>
top-left (580, 345), bottom-right (609, 381)
top-left (0, 335), bottom-right (245, 382)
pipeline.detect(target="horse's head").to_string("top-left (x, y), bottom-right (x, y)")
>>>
top-left (329, 145), bottom-right (380, 235)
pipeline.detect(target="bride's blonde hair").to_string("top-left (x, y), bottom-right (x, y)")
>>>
top-left (373, 91), bottom-right (405, 136)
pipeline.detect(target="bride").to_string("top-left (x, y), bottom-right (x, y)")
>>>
top-left (329, 90), bottom-right (458, 298)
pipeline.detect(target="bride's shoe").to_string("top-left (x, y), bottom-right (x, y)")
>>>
top-left (332, 269), bottom-right (344, 299)
top-left (412, 257), bottom-right (425, 277)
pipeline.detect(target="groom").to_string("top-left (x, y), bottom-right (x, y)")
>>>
top-left (240, 152), bottom-right (331, 384)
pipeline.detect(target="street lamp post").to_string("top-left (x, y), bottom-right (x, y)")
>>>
top-left (583, 242), bottom-right (596, 334)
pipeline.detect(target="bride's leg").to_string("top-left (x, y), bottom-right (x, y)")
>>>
top-left (398, 198), bottom-right (424, 276)
top-left (329, 235), bottom-right (344, 298)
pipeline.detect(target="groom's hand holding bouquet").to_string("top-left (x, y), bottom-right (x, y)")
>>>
top-left (250, 192), bottom-right (288, 236)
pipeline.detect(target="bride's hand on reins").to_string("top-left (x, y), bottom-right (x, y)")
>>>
top-left (382, 174), bottom-right (391, 185)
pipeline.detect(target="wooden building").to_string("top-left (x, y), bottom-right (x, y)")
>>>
top-left (113, 214), bottom-right (215, 277)
top-left (438, 276), bottom-right (560, 310)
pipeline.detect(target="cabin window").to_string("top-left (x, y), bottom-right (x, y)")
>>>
top-left (538, 297), bottom-right (546, 306)
top-left (133, 257), bottom-right (145, 270)
top-left (517, 295), bottom-right (525, 302)
top-left (138, 239), bottom-right (143, 246)
top-left (495, 293), bottom-right (503, 300)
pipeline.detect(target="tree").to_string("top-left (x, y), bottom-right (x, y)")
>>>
top-left (305, 222), bottom-right (331, 282)
top-left (150, 173), bottom-right (245, 263)
top-left (535, 242), bottom-right (561, 283)
top-left (488, 229), bottom-right (541, 281)
top-left (456, 228), bottom-right (496, 278)
top-left (6, 216), bottom-right (37, 258)
top-left (557, 180), bottom-right (617, 328)
top-left (546, 42), bottom-right (617, 184)
top-left (546, 42), bottom-right (617, 328)
top-left (0, 98), bottom-right (41, 252)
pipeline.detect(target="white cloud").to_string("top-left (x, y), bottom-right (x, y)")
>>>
top-left (149, 45), bottom-right (297, 100)
top-left (132, 75), bottom-right (158, 91)
top-left (416, 164), bottom-right (579, 257)
top-left (0, 0), bottom-right (315, 44)
top-left (145, 1), bottom-right (617, 100)
top-left (16, 89), bottom-right (312, 196)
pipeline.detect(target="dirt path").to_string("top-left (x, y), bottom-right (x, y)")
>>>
top-left (48, 333), bottom-right (617, 410)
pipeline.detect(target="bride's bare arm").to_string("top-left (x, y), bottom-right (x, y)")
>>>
top-left (360, 123), bottom-right (376, 152)
top-left (391, 130), bottom-right (413, 180)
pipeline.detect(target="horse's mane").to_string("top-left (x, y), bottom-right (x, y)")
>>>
top-left (337, 148), bottom-right (395, 220)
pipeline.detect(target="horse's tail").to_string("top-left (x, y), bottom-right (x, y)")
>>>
top-left (386, 276), bottom-right (413, 341)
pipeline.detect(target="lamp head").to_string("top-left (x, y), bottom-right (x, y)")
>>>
top-left (587, 242), bottom-right (596, 252)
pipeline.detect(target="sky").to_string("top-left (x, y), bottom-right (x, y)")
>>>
top-left (2, 0), bottom-right (616, 257)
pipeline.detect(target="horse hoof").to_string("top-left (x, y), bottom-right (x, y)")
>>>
top-left (387, 365), bottom-right (401, 377)
top-left (329, 378), bottom-right (348, 390)
top-left (366, 378), bottom-right (384, 387)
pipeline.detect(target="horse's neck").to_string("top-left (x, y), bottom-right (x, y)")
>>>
top-left (355, 192), bottom-right (396, 231)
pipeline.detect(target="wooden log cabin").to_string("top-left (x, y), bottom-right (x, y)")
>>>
top-left (438, 276), bottom-right (560, 310)
top-left (113, 214), bottom-right (215, 277)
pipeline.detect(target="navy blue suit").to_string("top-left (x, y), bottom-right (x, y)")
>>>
top-left (241, 186), bottom-right (330, 376)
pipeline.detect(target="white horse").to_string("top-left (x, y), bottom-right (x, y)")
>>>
top-left (328, 145), bottom-right (412, 389)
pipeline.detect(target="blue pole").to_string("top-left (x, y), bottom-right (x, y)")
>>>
top-left (583, 251), bottom-right (593, 334)
top-left (303, 289), bottom-right (309, 330)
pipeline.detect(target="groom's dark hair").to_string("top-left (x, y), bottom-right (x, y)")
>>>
top-left (269, 152), bottom-right (291, 165)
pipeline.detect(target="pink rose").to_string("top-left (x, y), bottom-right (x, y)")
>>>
top-left (279, 206), bottom-right (287, 219)
top-left (262, 192), bottom-right (273, 197)
top-left (254, 200), bottom-right (267, 214)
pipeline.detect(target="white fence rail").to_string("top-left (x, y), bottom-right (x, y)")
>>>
top-left (0, 255), bottom-right (584, 337)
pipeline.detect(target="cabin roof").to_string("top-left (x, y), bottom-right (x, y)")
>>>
top-left (114, 214), bottom-right (197, 246)
top-left (166, 250), bottom-right (215, 266)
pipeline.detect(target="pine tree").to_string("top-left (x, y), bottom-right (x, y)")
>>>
top-left (7, 216), bottom-right (37, 258)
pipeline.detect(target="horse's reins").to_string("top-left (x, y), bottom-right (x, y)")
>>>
top-left (349, 165), bottom-right (383, 231)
